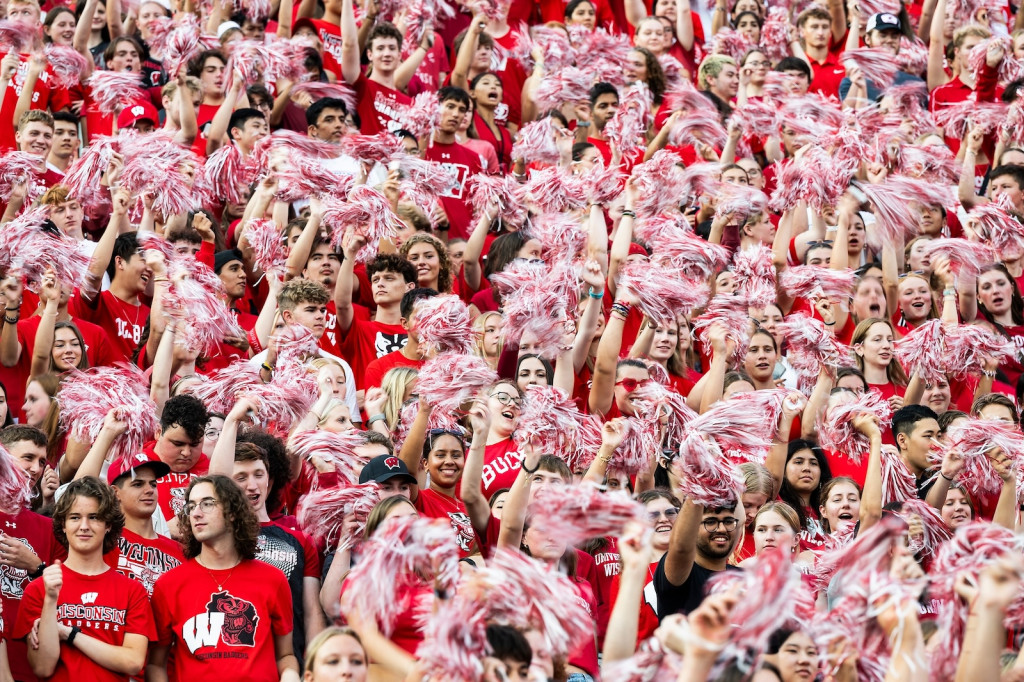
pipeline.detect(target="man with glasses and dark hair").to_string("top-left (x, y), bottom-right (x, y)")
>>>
top-left (653, 495), bottom-right (743, 618)
top-left (148, 474), bottom-right (299, 682)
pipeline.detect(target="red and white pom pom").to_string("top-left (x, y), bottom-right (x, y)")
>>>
top-left (523, 165), bottom-right (587, 214)
top-left (234, 0), bottom-right (273, 21)
top-left (63, 135), bottom-right (118, 218)
top-left (582, 160), bottom-right (625, 206)
top-left (729, 98), bottom-right (779, 139)
top-left (674, 431), bottom-right (746, 506)
top-left (969, 37), bottom-right (1024, 86)
top-left (272, 323), bottom-right (320, 367)
top-left (514, 385), bottom-right (584, 456)
top-left (468, 173), bottom-right (527, 227)
top-left (289, 429), bottom-right (371, 487)
top-left (339, 131), bottom-right (405, 164)
top-left (779, 266), bottom-right (858, 303)
top-left (194, 142), bottom-right (252, 206)
top-left (856, 0), bottom-right (900, 12)
top-left (920, 238), bottom-right (995, 281)
top-left (817, 390), bottom-right (893, 465)
top-left (297, 483), bottom-right (381, 551)
top-left (396, 90), bottom-right (439, 139)
top-left (890, 142), bottom-right (958, 184)
top-left (417, 352), bottom-right (498, 415)
top-left (629, 151), bottom-right (688, 217)
top-left (0, 20), bottom-right (37, 52)
top-left (708, 548), bottom-right (806, 670)
top-left (663, 77), bottom-right (719, 116)
top-left (968, 202), bottom-right (1024, 262)
top-left (710, 27), bottom-right (752, 62)
top-left (777, 313), bottom-right (847, 371)
top-left (777, 95), bottom-right (845, 141)
top-left (879, 444), bottom-right (917, 506)
top-left (897, 496), bottom-right (953, 556)
top-left (941, 418), bottom-right (1024, 500)
top-left (493, 261), bottom-right (579, 357)
top-left (928, 522), bottom-right (1024, 682)
top-left (768, 150), bottom-right (846, 213)
top-left (243, 219), bottom-right (287, 277)
top-left (692, 295), bottom-right (753, 365)
top-left (248, 130), bottom-right (340, 174)
top-left (44, 44), bottom-right (89, 89)
top-left (617, 262), bottom-right (710, 325)
top-left (0, 443), bottom-right (32, 514)
top-left (340, 515), bottom-right (460, 636)
top-left (0, 151), bottom-right (42, 203)
top-left (322, 186), bottom-right (401, 263)
top-left (291, 81), bottom-right (357, 114)
top-left (119, 132), bottom-right (199, 218)
top-left (645, 222), bottom-right (731, 279)
top-left (413, 294), bottom-right (475, 356)
top-left (760, 7), bottom-right (792, 64)
top-left (714, 183), bottom-right (767, 226)
top-left (528, 484), bottom-right (645, 546)
top-left (246, 363), bottom-right (320, 433)
top-left (606, 417), bottom-right (660, 477)
top-left (934, 100), bottom-right (1008, 139)
top-left (163, 268), bottom-right (244, 356)
top-left (667, 109), bottom-right (728, 150)
top-left (943, 324), bottom-right (1013, 379)
top-left (511, 116), bottom-right (561, 165)
top-left (631, 378), bottom-right (698, 449)
top-left (533, 66), bottom-right (592, 111)
top-left (854, 176), bottom-right (956, 249)
top-left (526, 211), bottom-right (588, 262)
top-left (731, 244), bottom-right (777, 309)
top-left (894, 319), bottom-right (948, 385)
top-left (274, 154), bottom-right (353, 202)
top-left (0, 207), bottom-right (90, 293)
top-left (605, 83), bottom-right (652, 153)
top-left (85, 71), bottom-right (145, 115)
top-left (1002, 98), bottom-right (1024, 148)
top-left (843, 47), bottom-right (900, 88)
top-left (56, 364), bottom-right (160, 467)
top-left (688, 389), bottom-right (789, 464)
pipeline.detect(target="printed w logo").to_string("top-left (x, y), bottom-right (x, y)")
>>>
top-left (81, 592), bottom-right (98, 604)
top-left (182, 612), bottom-right (226, 654)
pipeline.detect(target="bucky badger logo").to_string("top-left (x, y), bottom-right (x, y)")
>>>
top-left (207, 591), bottom-right (259, 646)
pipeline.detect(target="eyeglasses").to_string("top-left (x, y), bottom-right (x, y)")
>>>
top-left (744, 167), bottom-right (763, 178)
top-left (702, 517), bottom-right (740, 532)
top-left (490, 391), bottom-right (523, 408)
top-left (615, 377), bottom-right (649, 392)
top-left (184, 498), bottom-right (220, 516)
top-left (745, 59), bottom-right (771, 67)
top-left (647, 508), bottom-right (680, 522)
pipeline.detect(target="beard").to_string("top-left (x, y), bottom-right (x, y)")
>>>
top-left (697, 532), bottom-right (736, 560)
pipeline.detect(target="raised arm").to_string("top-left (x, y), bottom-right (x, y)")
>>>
top-left (0, 276), bottom-right (24, 367)
top-left (83, 186), bottom-right (129, 300)
top-left (460, 401), bottom-right (494, 536)
top-left (334, 232), bottom-right (364, 334)
top-left (398, 399), bottom-right (430, 491)
top-left (601, 525), bottom-right (652, 663)
top-left (675, 0), bottom-right (695, 50)
top-left (588, 292), bottom-right (632, 416)
top-left (582, 419), bottom-right (625, 486)
top-left (663, 496), bottom-right (701, 586)
top-left (339, 0), bottom-right (362, 85)
top-left (926, 0), bottom-right (950, 91)
top-left (451, 14), bottom-right (487, 91)
top-left (394, 30), bottom-right (433, 91)
top-left (496, 442), bottom-right (540, 551)
top-left (29, 275), bottom-right (62, 380)
top-left (954, 559), bottom-right (1024, 682)
top-left (856, 414), bottom-right (884, 531)
top-left (71, 410), bottom-right (128, 480)
top-left (209, 397), bottom-right (256, 476)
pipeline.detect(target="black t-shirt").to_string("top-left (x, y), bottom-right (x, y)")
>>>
top-left (257, 523), bottom-right (311, 664)
top-left (653, 552), bottom-right (742, 619)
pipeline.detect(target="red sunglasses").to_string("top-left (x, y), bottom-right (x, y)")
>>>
top-left (615, 377), bottom-right (649, 392)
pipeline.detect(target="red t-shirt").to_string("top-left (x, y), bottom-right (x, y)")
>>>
top-left (480, 438), bottom-right (520, 502)
top-left (414, 487), bottom-right (478, 558)
top-left (423, 139), bottom-right (484, 240)
top-left (152, 444), bottom-right (210, 522)
top-left (587, 538), bottom-right (620, 646)
top-left (104, 527), bottom-right (184, 597)
top-left (339, 313), bottom-right (408, 390)
top-left (929, 63), bottom-right (1001, 153)
top-left (0, 508), bottom-right (58, 682)
top-left (363, 350), bottom-right (424, 390)
top-left (151, 559), bottom-right (293, 682)
top-left (492, 31), bottom-right (528, 129)
top-left (307, 19), bottom-right (344, 79)
top-left (13, 565), bottom-right (155, 682)
top-left (406, 41), bottom-right (450, 96)
top-left (808, 51), bottom-right (846, 99)
top-left (69, 289), bottom-right (149, 363)
top-left (608, 559), bottom-right (662, 646)
top-left (353, 73), bottom-right (412, 135)
top-left (0, 58), bottom-right (68, 152)
top-left (318, 300), bottom-right (344, 358)
top-left (17, 311), bottom-right (119, 369)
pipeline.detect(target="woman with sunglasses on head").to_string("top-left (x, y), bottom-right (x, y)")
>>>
top-left (397, 399), bottom-right (493, 559)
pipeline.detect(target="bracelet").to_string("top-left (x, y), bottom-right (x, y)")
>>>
top-left (943, 287), bottom-right (956, 297)
top-left (28, 562), bottom-right (45, 579)
top-left (982, 369), bottom-right (997, 378)
top-left (588, 287), bottom-right (604, 299)
top-left (576, 120), bottom-right (591, 127)
top-left (3, 316), bottom-right (17, 325)
top-left (67, 626), bottom-right (81, 648)
top-left (823, 321), bottom-right (836, 326)
top-left (520, 458), bottom-right (540, 474)
top-left (366, 413), bottom-right (387, 425)
top-left (940, 471), bottom-right (955, 482)
top-left (153, 277), bottom-right (169, 283)
top-left (260, 362), bottom-right (274, 373)
top-left (621, 209), bottom-right (636, 218)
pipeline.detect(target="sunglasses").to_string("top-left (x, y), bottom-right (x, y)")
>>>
top-left (806, 240), bottom-right (834, 250)
top-left (490, 391), bottom-right (523, 408)
top-left (647, 508), bottom-right (680, 522)
top-left (615, 377), bottom-right (649, 392)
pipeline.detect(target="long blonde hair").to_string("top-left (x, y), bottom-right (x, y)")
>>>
top-left (380, 366), bottom-right (418, 430)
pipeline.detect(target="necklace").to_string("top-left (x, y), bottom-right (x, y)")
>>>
top-left (199, 559), bottom-right (240, 591)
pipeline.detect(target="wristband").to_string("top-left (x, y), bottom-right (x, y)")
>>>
top-left (520, 458), bottom-right (540, 474)
top-left (823, 321), bottom-right (836, 326)
top-left (260, 362), bottom-right (274, 373)
top-left (621, 209), bottom-right (636, 218)
top-left (67, 626), bottom-right (81, 648)
top-left (943, 287), bottom-right (956, 297)
top-left (940, 471), bottom-right (955, 482)
top-left (247, 327), bottom-right (263, 355)
top-left (28, 562), bottom-right (45, 579)
top-left (588, 287), bottom-right (604, 299)
top-left (366, 413), bottom-right (387, 425)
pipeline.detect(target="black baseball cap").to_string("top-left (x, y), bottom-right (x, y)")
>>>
top-left (866, 12), bottom-right (901, 32)
top-left (358, 454), bottom-right (417, 485)
top-left (214, 248), bottom-right (244, 274)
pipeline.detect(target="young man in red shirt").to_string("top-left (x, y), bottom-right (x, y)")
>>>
top-left (145, 395), bottom-right (211, 528)
top-left (796, 6), bottom-right (846, 98)
top-left (70, 190), bottom-right (151, 362)
top-left (148, 475), bottom-right (299, 682)
top-left (423, 86), bottom-right (485, 240)
top-left (0, 425), bottom-right (57, 682)
top-left (336, 240), bottom-right (416, 391)
top-left (929, 25), bottom-right (1000, 153)
top-left (363, 287), bottom-right (438, 390)
top-left (13, 477), bottom-right (153, 682)
top-left (210, 399), bottom-right (325, 662)
top-left (340, 0), bottom-right (412, 135)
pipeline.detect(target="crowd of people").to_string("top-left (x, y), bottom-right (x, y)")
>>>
top-left (0, 0), bottom-right (1024, 677)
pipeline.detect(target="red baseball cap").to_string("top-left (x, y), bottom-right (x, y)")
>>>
top-left (116, 100), bottom-right (159, 130)
top-left (106, 451), bottom-right (171, 485)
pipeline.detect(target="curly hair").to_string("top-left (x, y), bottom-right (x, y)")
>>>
top-left (278, 277), bottom-right (330, 312)
top-left (161, 394), bottom-right (210, 444)
top-left (178, 475), bottom-right (261, 560)
top-left (53, 477), bottom-right (124, 554)
top-left (400, 233), bottom-right (453, 293)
